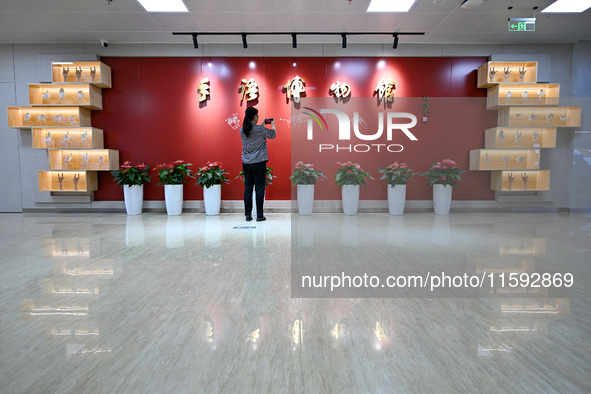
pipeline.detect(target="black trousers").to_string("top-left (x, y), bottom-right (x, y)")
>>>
top-left (243, 161), bottom-right (267, 217)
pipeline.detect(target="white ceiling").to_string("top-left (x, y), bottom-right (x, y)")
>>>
top-left (1, 0), bottom-right (590, 46)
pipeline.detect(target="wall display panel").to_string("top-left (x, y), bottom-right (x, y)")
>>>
top-left (484, 128), bottom-right (556, 149)
top-left (38, 171), bottom-right (98, 192)
top-left (8, 106), bottom-right (91, 128)
top-left (91, 56), bottom-right (493, 202)
top-left (51, 61), bottom-right (112, 88)
top-left (33, 127), bottom-right (104, 149)
top-left (29, 83), bottom-right (103, 110)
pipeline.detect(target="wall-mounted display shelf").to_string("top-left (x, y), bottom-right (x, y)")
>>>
top-left (33, 127), bottom-right (104, 149)
top-left (7, 106), bottom-right (91, 128)
top-left (484, 127), bottom-right (556, 149)
top-left (38, 171), bottom-right (98, 192)
top-left (51, 61), bottom-right (112, 88)
top-left (48, 149), bottom-right (119, 171)
top-left (486, 83), bottom-right (560, 110)
top-left (491, 170), bottom-right (550, 192)
top-left (470, 149), bottom-right (540, 171)
top-left (43, 238), bottom-right (91, 258)
top-left (29, 84), bottom-right (102, 110)
top-left (497, 107), bottom-right (581, 128)
top-left (477, 61), bottom-right (538, 88)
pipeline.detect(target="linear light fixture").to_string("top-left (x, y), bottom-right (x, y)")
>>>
top-left (136, 0), bottom-right (189, 12)
top-left (367, 0), bottom-right (417, 12)
top-left (541, 0), bottom-right (591, 13)
top-left (172, 31), bottom-right (425, 49)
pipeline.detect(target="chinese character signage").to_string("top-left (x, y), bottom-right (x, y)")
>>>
top-left (283, 76), bottom-right (306, 103)
top-left (329, 81), bottom-right (351, 99)
top-left (239, 78), bottom-right (259, 104)
top-left (198, 78), bottom-right (210, 102)
top-left (374, 78), bottom-right (396, 103)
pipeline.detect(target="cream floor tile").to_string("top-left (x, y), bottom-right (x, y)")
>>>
top-left (1, 212), bottom-right (590, 393)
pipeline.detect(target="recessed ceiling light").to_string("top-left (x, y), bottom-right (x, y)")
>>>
top-left (541, 0), bottom-right (591, 13)
top-left (367, 0), bottom-right (417, 12)
top-left (136, 0), bottom-right (189, 12)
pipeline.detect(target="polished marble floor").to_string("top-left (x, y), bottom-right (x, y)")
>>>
top-left (0, 212), bottom-right (590, 393)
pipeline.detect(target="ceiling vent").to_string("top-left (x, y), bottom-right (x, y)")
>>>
top-left (461, 0), bottom-right (484, 8)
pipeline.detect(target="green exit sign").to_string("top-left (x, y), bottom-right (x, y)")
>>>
top-left (508, 18), bottom-right (536, 31)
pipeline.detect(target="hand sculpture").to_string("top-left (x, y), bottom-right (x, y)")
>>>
top-left (519, 67), bottom-right (527, 82)
top-left (521, 173), bottom-right (529, 190)
top-left (90, 67), bottom-right (96, 82)
top-left (489, 67), bottom-right (497, 80)
top-left (62, 67), bottom-right (70, 82)
top-left (73, 174), bottom-right (80, 190)
top-left (504, 67), bottom-right (511, 82)
top-left (76, 67), bottom-right (82, 82)
top-left (508, 173), bottom-right (515, 190)
top-left (532, 130), bottom-right (539, 142)
top-left (58, 173), bottom-right (65, 190)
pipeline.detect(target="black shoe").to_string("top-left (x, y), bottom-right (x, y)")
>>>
top-left (256, 216), bottom-right (266, 222)
top-left (246, 215), bottom-right (253, 221)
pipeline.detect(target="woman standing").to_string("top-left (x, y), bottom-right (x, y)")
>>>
top-left (240, 107), bottom-right (276, 221)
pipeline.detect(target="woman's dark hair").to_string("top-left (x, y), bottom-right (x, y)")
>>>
top-left (242, 107), bottom-right (258, 137)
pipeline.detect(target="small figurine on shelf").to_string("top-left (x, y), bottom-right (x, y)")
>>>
top-left (42, 90), bottom-right (50, 99)
top-left (68, 115), bottom-right (78, 124)
top-left (24, 112), bottom-right (31, 122)
top-left (62, 67), bottom-right (70, 82)
top-left (58, 173), bottom-right (65, 190)
top-left (489, 67), bottom-right (497, 80)
top-left (538, 89), bottom-right (546, 98)
top-left (516, 156), bottom-right (526, 166)
top-left (506, 91), bottom-right (512, 98)
top-left (82, 152), bottom-right (90, 168)
top-left (521, 173), bottom-right (529, 190)
top-left (77, 90), bottom-right (84, 100)
top-left (484, 153), bottom-right (490, 164)
top-left (529, 113), bottom-right (536, 121)
top-left (533, 130), bottom-right (539, 142)
top-left (54, 114), bottom-right (65, 124)
top-left (560, 113), bottom-right (567, 121)
top-left (64, 153), bottom-right (73, 169)
top-left (81, 131), bottom-right (88, 146)
top-left (498, 130), bottom-right (505, 142)
top-left (63, 131), bottom-right (70, 146)
top-left (519, 67), bottom-right (527, 82)
top-left (99, 155), bottom-right (104, 169)
top-left (515, 113), bottom-right (521, 120)
top-left (73, 174), bottom-right (80, 191)
top-left (59, 87), bottom-right (65, 99)
top-left (90, 66), bottom-right (96, 82)
top-left (37, 114), bottom-right (47, 122)
top-left (45, 131), bottom-right (53, 147)
top-left (508, 173), bottom-right (515, 190)
top-left (504, 67), bottom-right (511, 82)
top-left (547, 113), bottom-right (554, 121)
top-left (503, 155), bottom-right (509, 165)
top-left (515, 131), bottom-right (522, 144)
top-left (522, 90), bottom-right (529, 98)
top-left (76, 67), bottom-right (82, 82)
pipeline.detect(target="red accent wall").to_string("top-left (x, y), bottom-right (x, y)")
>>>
top-left (92, 57), bottom-right (495, 201)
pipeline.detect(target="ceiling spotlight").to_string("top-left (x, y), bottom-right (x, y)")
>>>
top-left (292, 34), bottom-right (297, 48)
top-left (342, 34), bottom-right (347, 49)
top-left (242, 34), bottom-right (248, 49)
top-left (192, 34), bottom-right (198, 49)
top-left (392, 34), bottom-right (399, 49)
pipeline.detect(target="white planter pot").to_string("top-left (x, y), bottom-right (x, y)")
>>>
top-left (387, 184), bottom-right (406, 216)
top-left (123, 184), bottom-right (143, 215)
top-left (297, 184), bottom-right (315, 216)
top-left (433, 184), bottom-right (452, 215)
top-left (164, 184), bottom-right (184, 216)
top-left (341, 185), bottom-right (360, 216)
top-left (203, 184), bottom-right (222, 216)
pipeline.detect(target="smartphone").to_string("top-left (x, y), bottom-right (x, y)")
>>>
top-left (264, 118), bottom-right (274, 124)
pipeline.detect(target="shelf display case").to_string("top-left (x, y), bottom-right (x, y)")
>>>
top-left (486, 83), bottom-right (560, 110)
top-left (470, 149), bottom-right (540, 171)
top-left (7, 106), bottom-right (91, 128)
top-left (484, 127), bottom-right (556, 149)
top-left (497, 106), bottom-right (581, 128)
top-left (48, 149), bottom-right (119, 171)
top-left (32, 127), bottom-right (104, 149)
top-left (491, 170), bottom-right (550, 192)
top-left (38, 171), bottom-right (98, 192)
top-left (51, 61), bottom-right (112, 88)
top-left (29, 84), bottom-right (102, 110)
top-left (477, 61), bottom-right (538, 88)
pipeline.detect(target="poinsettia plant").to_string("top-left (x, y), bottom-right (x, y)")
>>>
top-left (420, 159), bottom-right (464, 187)
top-left (111, 161), bottom-right (151, 187)
top-left (236, 167), bottom-right (276, 186)
top-left (378, 161), bottom-right (416, 186)
top-left (335, 161), bottom-right (373, 186)
top-left (290, 161), bottom-right (326, 185)
top-left (195, 161), bottom-right (230, 188)
top-left (154, 160), bottom-right (194, 185)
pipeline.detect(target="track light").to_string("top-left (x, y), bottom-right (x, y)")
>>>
top-left (392, 34), bottom-right (399, 49)
top-left (342, 34), bottom-right (347, 48)
top-left (192, 34), bottom-right (198, 49)
top-left (292, 33), bottom-right (297, 48)
top-left (242, 34), bottom-right (248, 49)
